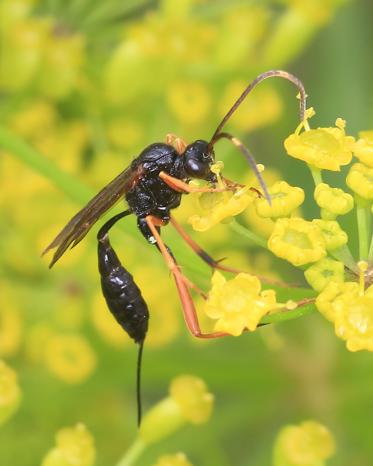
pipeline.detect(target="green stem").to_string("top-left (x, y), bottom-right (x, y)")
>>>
top-left (0, 126), bottom-right (93, 204)
top-left (229, 219), bottom-right (268, 249)
top-left (329, 245), bottom-right (357, 273)
top-left (308, 166), bottom-right (323, 187)
top-left (355, 195), bottom-right (371, 260)
top-left (116, 438), bottom-right (146, 466)
top-left (369, 234), bottom-right (373, 263)
top-left (261, 299), bottom-right (316, 325)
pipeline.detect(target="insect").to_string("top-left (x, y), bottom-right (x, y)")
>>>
top-left (43, 70), bottom-right (306, 425)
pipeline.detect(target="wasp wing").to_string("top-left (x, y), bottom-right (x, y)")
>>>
top-left (43, 164), bottom-right (144, 268)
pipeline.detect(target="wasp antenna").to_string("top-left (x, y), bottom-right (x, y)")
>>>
top-left (214, 132), bottom-right (272, 205)
top-left (209, 70), bottom-right (307, 148)
top-left (136, 340), bottom-right (145, 427)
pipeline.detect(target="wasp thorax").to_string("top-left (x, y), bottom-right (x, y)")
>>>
top-left (183, 140), bottom-right (216, 182)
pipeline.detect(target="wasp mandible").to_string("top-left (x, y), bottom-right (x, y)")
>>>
top-left (43, 70), bottom-right (306, 425)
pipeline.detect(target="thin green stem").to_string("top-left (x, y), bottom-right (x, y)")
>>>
top-left (329, 245), bottom-right (357, 273)
top-left (229, 219), bottom-right (268, 249)
top-left (308, 166), bottom-right (323, 187)
top-left (355, 195), bottom-right (371, 260)
top-left (261, 299), bottom-right (316, 325)
top-left (116, 438), bottom-right (146, 466)
top-left (369, 234), bottom-right (373, 262)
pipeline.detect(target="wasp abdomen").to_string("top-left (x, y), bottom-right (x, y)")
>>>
top-left (97, 213), bottom-right (149, 344)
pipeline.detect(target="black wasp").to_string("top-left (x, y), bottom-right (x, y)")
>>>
top-left (44, 70), bottom-right (306, 425)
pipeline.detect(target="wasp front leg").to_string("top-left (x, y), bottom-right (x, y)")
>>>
top-left (159, 171), bottom-right (234, 194)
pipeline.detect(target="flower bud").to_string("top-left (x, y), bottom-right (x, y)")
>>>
top-left (41, 423), bottom-right (95, 466)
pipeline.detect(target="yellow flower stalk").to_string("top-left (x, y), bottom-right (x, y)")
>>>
top-left (346, 163), bottom-right (373, 199)
top-left (41, 423), bottom-right (96, 466)
top-left (353, 130), bottom-right (373, 167)
top-left (273, 420), bottom-right (335, 466)
top-left (284, 113), bottom-right (355, 171)
top-left (304, 257), bottom-right (344, 292)
top-left (268, 217), bottom-right (326, 266)
top-left (255, 181), bottom-right (304, 218)
top-left (312, 219), bottom-right (348, 251)
top-left (204, 271), bottom-right (278, 336)
top-left (314, 182), bottom-right (354, 220)
top-left (0, 360), bottom-right (21, 426)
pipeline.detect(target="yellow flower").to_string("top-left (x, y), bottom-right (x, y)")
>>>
top-left (44, 334), bottom-right (96, 384)
top-left (255, 181), bottom-right (304, 218)
top-left (304, 258), bottom-right (344, 292)
top-left (41, 423), bottom-right (96, 466)
top-left (268, 217), bottom-right (326, 266)
top-left (312, 219), bottom-right (348, 251)
top-left (0, 360), bottom-right (21, 426)
top-left (317, 281), bottom-right (373, 352)
top-left (204, 271), bottom-right (278, 336)
top-left (140, 375), bottom-right (213, 444)
top-left (152, 452), bottom-right (193, 466)
top-left (188, 187), bottom-right (254, 232)
top-left (346, 163), bottom-right (373, 199)
top-left (273, 420), bottom-right (335, 466)
top-left (284, 115), bottom-right (355, 171)
top-left (314, 182), bottom-right (354, 219)
top-left (353, 130), bottom-right (373, 167)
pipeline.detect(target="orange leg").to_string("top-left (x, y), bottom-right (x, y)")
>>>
top-left (170, 216), bottom-right (242, 274)
top-left (166, 133), bottom-right (187, 155)
top-left (159, 171), bottom-right (233, 194)
top-left (145, 215), bottom-right (231, 339)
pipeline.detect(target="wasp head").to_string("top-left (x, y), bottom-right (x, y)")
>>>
top-left (183, 139), bottom-right (217, 183)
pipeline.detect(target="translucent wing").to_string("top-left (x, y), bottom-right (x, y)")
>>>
top-left (43, 164), bottom-right (144, 267)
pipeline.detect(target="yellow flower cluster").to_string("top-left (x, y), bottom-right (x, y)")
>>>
top-left (273, 420), bottom-right (335, 466)
top-left (0, 360), bottom-right (21, 426)
top-left (204, 271), bottom-right (278, 336)
top-left (316, 276), bottom-right (373, 352)
top-left (139, 375), bottom-right (213, 444)
top-left (41, 423), bottom-right (96, 466)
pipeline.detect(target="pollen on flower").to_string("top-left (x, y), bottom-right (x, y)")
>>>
top-left (188, 187), bottom-right (255, 232)
top-left (255, 180), bottom-right (304, 218)
top-left (41, 423), bottom-right (96, 466)
top-left (268, 217), bottom-right (326, 266)
top-left (203, 271), bottom-right (278, 335)
top-left (284, 113), bottom-right (355, 171)
top-left (346, 163), bottom-right (373, 199)
top-left (314, 182), bottom-right (354, 219)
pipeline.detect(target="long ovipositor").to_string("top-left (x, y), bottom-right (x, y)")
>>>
top-left (97, 211), bottom-right (149, 344)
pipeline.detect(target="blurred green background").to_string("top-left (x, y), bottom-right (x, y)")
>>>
top-left (0, 0), bottom-right (373, 465)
